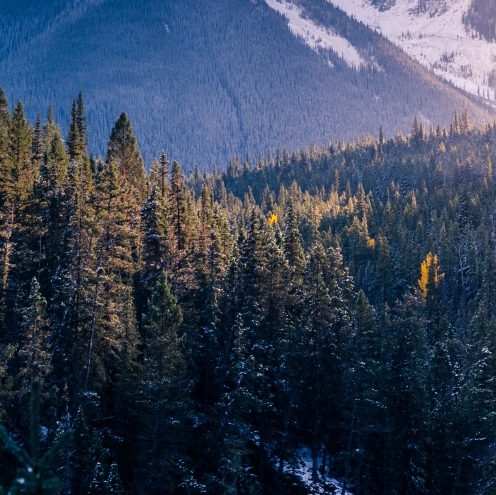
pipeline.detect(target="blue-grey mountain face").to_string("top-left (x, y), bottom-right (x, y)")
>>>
top-left (464, 0), bottom-right (496, 41)
top-left (0, 0), bottom-right (490, 169)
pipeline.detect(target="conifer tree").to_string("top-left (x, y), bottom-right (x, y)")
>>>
top-left (67, 93), bottom-right (92, 193)
top-left (41, 118), bottom-right (70, 255)
top-left (49, 159), bottom-right (94, 410)
top-left (31, 114), bottom-right (43, 170)
top-left (168, 160), bottom-right (197, 299)
top-left (88, 462), bottom-right (106, 495)
top-left (170, 160), bottom-right (188, 253)
top-left (15, 278), bottom-right (52, 404)
top-left (2, 101), bottom-right (32, 206)
top-left (1, 104), bottom-right (41, 339)
top-left (136, 271), bottom-right (187, 494)
top-left (149, 151), bottom-right (170, 200)
top-left (106, 112), bottom-right (146, 195)
top-left (138, 185), bottom-right (169, 323)
top-left (111, 289), bottom-right (141, 490)
top-left (189, 185), bottom-right (224, 413)
top-left (0, 89), bottom-right (10, 168)
top-left (105, 462), bottom-right (123, 494)
top-left (238, 209), bottom-right (263, 338)
top-left (341, 290), bottom-right (383, 494)
top-left (67, 93), bottom-right (88, 164)
top-left (384, 293), bottom-right (429, 494)
top-left (61, 409), bottom-right (113, 495)
top-left (84, 159), bottom-right (138, 398)
top-left (372, 232), bottom-right (395, 305)
top-left (300, 240), bottom-right (355, 481)
top-left (283, 200), bottom-right (305, 280)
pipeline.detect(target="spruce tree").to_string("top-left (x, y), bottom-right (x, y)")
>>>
top-left (31, 114), bottom-right (43, 170)
top-left (1, 101), bottom-right (32, 206)
top-left (300, 240), bottom-right (355, 482)
top-left (149, 151), bottom-right (170, 200)
top-left (49, 159), bottom-right (94, 411)
top-left (15, 278), bottom-right (52, 405)
top-left (1, 103), bottom-right (41, 341)
top-left (170, 160), bottom-right (188, 252)
top-left (136, 271), bottom-right (187, 494)
top-left (138, 185), bottom-right (169, 323)
top-left (105, 462), bottom-right (123, 494)
top-left (66, 93), bottom-right (92, 193)
top-left (0, 89), bottom-right (10, 168)
top-left (67, 92), bottom-right (88, 164)
top-left (384, 293), bottom-right (429, 494)
top-left (88, 462), bottom-right (106, 495)
top-left (106, 112), bottom-right (146, 195)
top-left (84, 159), bottom-right (138, 399)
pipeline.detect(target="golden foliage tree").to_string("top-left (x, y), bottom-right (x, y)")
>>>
top-left (417, 252), bottom-right (443, 301)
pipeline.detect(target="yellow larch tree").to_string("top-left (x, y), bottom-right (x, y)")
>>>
top-left (418, 252), bottom-right (443, 301)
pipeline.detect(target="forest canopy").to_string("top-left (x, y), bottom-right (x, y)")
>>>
top-left (0, 90), bottom-right (496, 494)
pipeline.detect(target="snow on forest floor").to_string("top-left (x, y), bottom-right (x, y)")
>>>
top-left (328, 0), bottom-right (496, 102)
top-left (264, 0), bottom-right (367, 69)
top-left (281, 447), bottom-right (354, 494)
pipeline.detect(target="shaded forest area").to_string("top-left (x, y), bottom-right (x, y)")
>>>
top-left (1, 89), bottom-right (496, 494)
top-left (463, 0), bottom-right (496, 42)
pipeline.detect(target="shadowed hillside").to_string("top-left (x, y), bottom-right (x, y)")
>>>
top-left (0, 0), bottom-right (491, 169)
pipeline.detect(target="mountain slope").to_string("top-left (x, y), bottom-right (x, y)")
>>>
top-left (464, 0), bottom-right (496, 42)
top-left (329, 0), bottom-right (496, 104)
top-left (0, 0), bottom-right (490, 169)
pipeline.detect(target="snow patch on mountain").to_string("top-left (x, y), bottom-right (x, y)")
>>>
top-left (264, 0), bottom-right (366, 68)
top-left (328, 0), bottom-right (496, 102)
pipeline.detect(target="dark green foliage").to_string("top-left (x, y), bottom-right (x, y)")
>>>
top-left (0, 89), bottom-right (11, 167)
top-left (67, 93), bottom-right (88, 165)
top-left (3, 102), bottom-right (32, 206)
top-left (0, 380), bottom-right (72, 494)
top-left (106, 112), bottom-right (146, 194)
top-left (15, 278), bottom-right (52, 404)
top-left (2, 95), bottom-right (496, 494)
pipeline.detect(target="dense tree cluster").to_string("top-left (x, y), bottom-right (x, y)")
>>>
top-left (1, 91), bottom-right (496, 494)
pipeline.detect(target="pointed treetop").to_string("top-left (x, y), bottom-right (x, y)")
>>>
top-left (149, 151), bottom-right (170, 198)
top-left (106, 111), bottom-right (146, 193)
top-left (0, 88), bottom-right (9, 122)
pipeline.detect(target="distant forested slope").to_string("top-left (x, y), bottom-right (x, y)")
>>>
top-left (0, 0), bottom-right (490, 168)
top-left (464, 0), bottom-right (496, 41)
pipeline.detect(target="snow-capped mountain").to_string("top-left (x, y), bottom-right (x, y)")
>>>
top-left (330, 0), bottom-right (495, 102)
top-left (265, 0), bottom-right (495, 103)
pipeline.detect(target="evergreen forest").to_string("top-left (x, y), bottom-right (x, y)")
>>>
top-left (463, 0), bottom-right (496, 42)
top-left (2, 89), bottom-right (496, 494)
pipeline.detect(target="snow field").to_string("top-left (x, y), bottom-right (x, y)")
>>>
top-left (264, 0), bottom-right (367, 68)
top-left (327, 0), bottom-right (496, 101)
